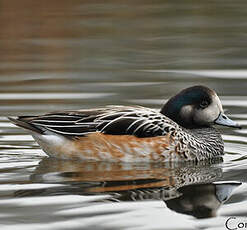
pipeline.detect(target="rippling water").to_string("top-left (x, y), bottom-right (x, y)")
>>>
top-left (1, 1), bottom-right (247, 229)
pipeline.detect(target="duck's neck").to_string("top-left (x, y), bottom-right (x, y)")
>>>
top-left (161, 96), bottom-right (181, 121)
top-left (185, 127), bottom-right (224, 160)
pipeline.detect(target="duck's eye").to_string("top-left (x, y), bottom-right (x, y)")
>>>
top-left (199, 100), bottom-right (209, 109)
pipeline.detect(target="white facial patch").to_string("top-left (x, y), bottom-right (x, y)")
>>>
top-left (194, 94), bottom-right (223, 125)
top-left (214, 94), bottom-right (223, 113)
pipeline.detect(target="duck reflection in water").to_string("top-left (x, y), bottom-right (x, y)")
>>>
top-left (15, 158), bottom-right (241, 219)
top-left (165, 182), bottom-right (241, 218)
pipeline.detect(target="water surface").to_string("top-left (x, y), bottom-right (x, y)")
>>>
top-left (1, 1), bottom-right (247, 229)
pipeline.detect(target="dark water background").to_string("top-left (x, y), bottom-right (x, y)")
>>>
top-left (1, 1), bottom-right (247, 229)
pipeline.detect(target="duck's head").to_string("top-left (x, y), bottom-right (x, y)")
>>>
top-left (161, 85), bottom-right (241, 129)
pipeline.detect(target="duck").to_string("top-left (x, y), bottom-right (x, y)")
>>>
top-left (8, 85), bottom-right (241, 162)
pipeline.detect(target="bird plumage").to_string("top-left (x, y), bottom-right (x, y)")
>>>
top-left (9, 85), bottom-right (240, 162)
top-left (11, 106), bottom-right (177, 138)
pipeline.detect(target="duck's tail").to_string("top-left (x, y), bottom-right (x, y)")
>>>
top-left (8, 116), bottom-right (43, 134)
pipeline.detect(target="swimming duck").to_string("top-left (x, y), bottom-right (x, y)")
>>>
top-left (9, 85), bottom-right (240, 162)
